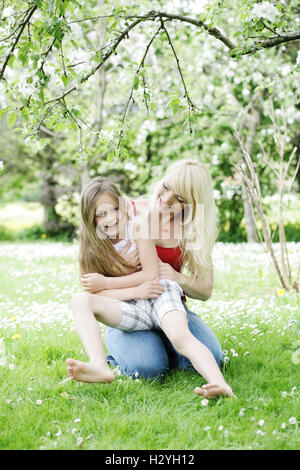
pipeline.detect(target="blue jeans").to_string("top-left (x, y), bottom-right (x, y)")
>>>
top-left (105, 305), bottom-right (223, 379)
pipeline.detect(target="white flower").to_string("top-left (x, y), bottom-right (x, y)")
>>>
top-left (289, 417), bottom-right (297, 425)
top-left (70, 22), bottom-right (82, 38)
top-left (201, 399), bottom-right (209, 407)
top-left (74, 418), bottom-right (80, 423)
top-left (281, 391), bottom-right (288, 398)
top-left (2, 7), bottom-right (14, 17)
top-left (212, 155), bottom-right (219, 165)
top-left (9, 364), bottom-right (15, 370)
top-left (281, 64), bottom-right (291, 77)
top-left (213, 189), bottom-right (221, 200)
top-left (218, 425), bottom-right (224, 431)
top-left (36, 399), bottom-right (42, 405)
top-left (204, 426), bottom-right (211, 431)
top-left (0, 161), bottom-right (4, 171)
top-left (124, 162), bottom-right (137, 172)
top-left (281, 422), bottom-right (286, 429)
top-left (258, 419), bottom-right (265, 426)
top-left (256, 430), bottom-right (265, 436)
top-left (76, 436), bottom-right (84, 447)
top-left (251, 2), bottom-right (281, 23)
top-left (296, 51), bottom-right (300, 67)
top-left (239, 408), bottom-right (245, 416)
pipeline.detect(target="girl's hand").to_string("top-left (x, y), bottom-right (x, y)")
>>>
top-left (81, 273), bottom-right (107, 293)
top-left (135, 279), bottom-right (165, 299)
top-left (158, 261), bottom-right (178, 282)
top-left (120, 242), bottom-right (141, 269)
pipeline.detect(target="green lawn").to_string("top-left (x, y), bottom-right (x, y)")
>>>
top-left (0, 241), bottom-right (299, 450)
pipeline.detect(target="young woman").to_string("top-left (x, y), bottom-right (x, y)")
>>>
top-left (100, 159), bottom-right (228, 399)
top-left (67, 174), bottom-right (234, 398)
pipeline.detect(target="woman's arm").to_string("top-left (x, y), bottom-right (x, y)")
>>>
top-left (159, 261), bottom-right (214, 301)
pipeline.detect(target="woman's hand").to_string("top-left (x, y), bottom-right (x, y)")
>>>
top-left (135, 279), bottom-right (165, 299)
top-left (81, 273), bottom-right (107, 293)
top-left (120, 242), bottom-right (141, 269)
top-left (158, 261), bottom-right (179, 282)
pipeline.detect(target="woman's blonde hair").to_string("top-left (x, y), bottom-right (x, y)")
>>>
top-left (78, 177), bottom-right (136, 279)
top-left (152, 159), bottom-right (218, 281)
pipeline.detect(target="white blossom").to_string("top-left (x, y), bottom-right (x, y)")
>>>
top-left (251, 2), bottom-right (281, 23)
top-left (2, 7), bottom-right (14, 17)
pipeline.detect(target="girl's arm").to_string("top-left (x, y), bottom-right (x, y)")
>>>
top-left (82, 228), bottom-right (159, 292)
top-left (159, 261), bottom-right (213, 301)
top-left (104, 236), bottom-right (159, 289)
top-left (94, 279), bottom-right (165, 301)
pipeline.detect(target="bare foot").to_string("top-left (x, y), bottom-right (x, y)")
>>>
top-left (66, 358), bottom-right (114, 383)
top-left (194, 383), bottom-right (237, 399)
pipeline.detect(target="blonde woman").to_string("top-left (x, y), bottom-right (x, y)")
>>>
top-left (99, 160), bottom-right (228, 399)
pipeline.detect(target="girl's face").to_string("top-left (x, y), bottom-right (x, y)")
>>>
top-left (95, 192), bottom-right (127, 240)
top-left (156, 179), bottom-right (186, 217)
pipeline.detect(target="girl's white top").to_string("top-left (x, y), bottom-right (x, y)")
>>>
top-left (113, 217), bottom-right (137, 255)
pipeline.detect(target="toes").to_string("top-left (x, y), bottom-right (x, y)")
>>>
top-left (202, 384), bottom-right (219, 390)
top-left (66, 358), bottom-right (76, 366)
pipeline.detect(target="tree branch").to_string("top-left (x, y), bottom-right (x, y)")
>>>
top-left (159, 15), bottom-right (197, 134)
top-left (236, 30), bottom-right (300, 56)
top-left (0, 5), bottom-right (37, 81)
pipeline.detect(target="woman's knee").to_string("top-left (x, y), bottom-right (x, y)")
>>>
top-left (105, 328), bottom-right (170, 380)
top-left (122, 357), bottom-right (169, 380)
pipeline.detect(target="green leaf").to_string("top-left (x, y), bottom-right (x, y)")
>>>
top-left (133, 75), bottom-right (139, 90)
top-left (8, 112), bottom-right (16, 128)
top-left (7, 54), bottom-right (15, 67)
top-left (61, 75), bottom-right (70, 87)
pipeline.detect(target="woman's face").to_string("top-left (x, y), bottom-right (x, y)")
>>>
top-left (156, 179), bottom-right (186, 217)
top-left (95, 192), bottom-right (127, 239)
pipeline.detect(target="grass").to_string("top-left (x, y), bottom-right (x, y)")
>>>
top-left (0, 241), bottom-right (299, 450)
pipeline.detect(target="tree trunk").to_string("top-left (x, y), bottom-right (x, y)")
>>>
top-left (40, 146), bottom-right (72, 234)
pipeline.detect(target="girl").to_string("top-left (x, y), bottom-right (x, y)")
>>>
top-left (67, 176), bottom-right (235, 398)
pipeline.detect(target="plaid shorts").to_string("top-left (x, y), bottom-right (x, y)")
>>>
top-left (114, 279), bottom-right (187, 332)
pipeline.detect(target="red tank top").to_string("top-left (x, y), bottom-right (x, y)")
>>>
top-left (131, 200), bottom-right (183, 271)
top-left (131, 200), bottom-right (186, 303)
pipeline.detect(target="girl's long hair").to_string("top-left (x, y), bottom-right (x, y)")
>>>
top-left (151, 159), bottom-right (218, 281)
top-left (79, 177), bottom-right (136, 278)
